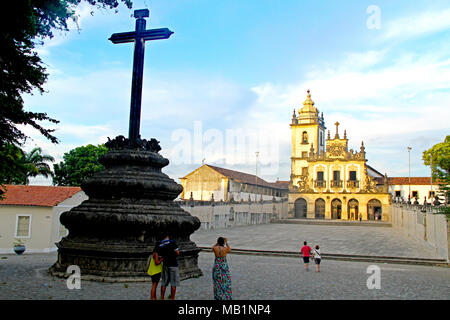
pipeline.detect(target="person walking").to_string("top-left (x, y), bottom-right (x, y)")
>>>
top-left (212, 237), bottom-right (232, 300)
top-left (300, 241), bottom-right (312, 271)
top-left (147, 240), bottom-right (163, 300)
top-left (313, 245), bottom-right (321, 272)
top-left (158, 234), bottom-right (180, 300)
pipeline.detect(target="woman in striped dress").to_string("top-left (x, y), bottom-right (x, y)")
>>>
top-left (212, 237), bottom-right (232, 300)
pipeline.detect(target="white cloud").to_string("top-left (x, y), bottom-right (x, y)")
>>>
top-left (381, 8), bottom-right (450, 41)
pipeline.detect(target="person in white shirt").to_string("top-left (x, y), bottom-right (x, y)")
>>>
top-left (313, 245), bottom-right (321, 272)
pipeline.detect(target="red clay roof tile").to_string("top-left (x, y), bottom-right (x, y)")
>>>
top-left (0, 185), bottom-right (82, 207)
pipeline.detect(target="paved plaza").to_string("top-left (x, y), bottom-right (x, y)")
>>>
top-left (192, 222), bottom-right (441, 259)
top-left (0, 223), bottom-right (449, 300)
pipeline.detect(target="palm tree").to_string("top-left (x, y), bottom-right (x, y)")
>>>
top-left (0, 144), bottom-right (54, 185)
top-left (22, 147), bottom-right (55, 184)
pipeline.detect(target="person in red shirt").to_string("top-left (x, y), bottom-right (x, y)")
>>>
top-left (300, 241), bottom-right (312, 271)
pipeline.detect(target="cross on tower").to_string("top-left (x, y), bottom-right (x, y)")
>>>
top-left (109, 9), bottom-right (174, 144)
top-left (334, 121), bottom-right (340, 139)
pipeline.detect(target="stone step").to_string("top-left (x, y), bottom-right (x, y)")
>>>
top-left (272, 219), bottom-right (392, 227)
top-left (199, 247), bottom-right (448, 267)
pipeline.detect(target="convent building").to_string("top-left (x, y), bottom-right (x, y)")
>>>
top-left (288, 90), bottom-right (391, 221)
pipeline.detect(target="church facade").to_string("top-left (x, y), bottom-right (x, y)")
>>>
top-left (288, 90), bottom-right (391, 221)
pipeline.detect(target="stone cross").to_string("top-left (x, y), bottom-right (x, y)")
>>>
top-left (334, 121), bottom-right (340, 138)
top-left (109, 9), bottom-right (174, 144)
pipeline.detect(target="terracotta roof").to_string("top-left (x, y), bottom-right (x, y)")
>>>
top-left (206, 165), bottom-right (286, 189)
top-left (388, 177), bottom-right (438, 186)
top-left (269, 180), bottom-right (290, 190)
top-left (0, 185), bottom-right (82, 207)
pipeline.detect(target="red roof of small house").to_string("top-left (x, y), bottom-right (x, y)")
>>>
top-left (0, 185), bottom-right (82, 207)
top-left (388, 177), bottom-right (439, 186)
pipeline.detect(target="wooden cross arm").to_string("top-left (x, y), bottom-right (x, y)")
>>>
top-left (109, 28), bottom-right (174, 44)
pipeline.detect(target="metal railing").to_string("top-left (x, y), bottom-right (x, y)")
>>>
top-left (346, 180), bottom-right (359, 188)
top-left (331, 180), bottom-right (342, 188)
top-left (314, 180), bottom-right (326, 188)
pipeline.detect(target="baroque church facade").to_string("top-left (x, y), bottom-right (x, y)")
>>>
top-left (288, 90), bottom-right (391, 221)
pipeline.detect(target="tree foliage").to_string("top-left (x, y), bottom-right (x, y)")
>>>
top-left (423, 135), bottom-right (450, 213)
top-left (0, 0), bottom-right (132, 196)
top-left (0, 0), bottom-right (132, 175)
top-left (53, 144), bottom-right (108, 186)
top-left (0, 144), bottom-right (54, 185)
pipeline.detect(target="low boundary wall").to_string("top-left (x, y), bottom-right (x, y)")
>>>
top-left (178, 199), bottom-right (288, 230)
top-left (391, 203), bottom-right (449, 261)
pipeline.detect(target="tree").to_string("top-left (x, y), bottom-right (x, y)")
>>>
top-left (0, 144), bottom-right (29, 185)
top-left (0, 144), bottom-right (55, 185)
top-left (423, 135), bottom-right (450, 213)
top-left (53, 144), bottom-right (108, 186)
top-left (0, 0), bottom-right (132, 168)
top-left (23, 146), bottom-right (55, 181)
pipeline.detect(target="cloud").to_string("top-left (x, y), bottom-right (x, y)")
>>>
top-left (236, 40), bottom-right (450, 178)
top-left (381, 8), bottom-right (450, 41)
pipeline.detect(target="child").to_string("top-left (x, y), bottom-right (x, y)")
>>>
top-left (313, 245), bottom-right (321, 272)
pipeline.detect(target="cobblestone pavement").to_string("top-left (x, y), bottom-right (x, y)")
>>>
top-left (191, 223), bottom-right (441, 259)
top-left (0, 252), bottom-right (449, 300)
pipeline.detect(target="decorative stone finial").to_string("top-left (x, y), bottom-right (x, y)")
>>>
top-left (303, 89), bottom-right (315, 107)
top-left (334, 121), bottom-right (340, 139)
top-left (344, 130), bottom-right (347, 139)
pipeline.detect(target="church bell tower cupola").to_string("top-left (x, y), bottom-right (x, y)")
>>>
top-left (290, 90), bottom-right (327, 185)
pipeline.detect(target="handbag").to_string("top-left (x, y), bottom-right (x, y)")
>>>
top-left (147, 255), bottom-right (163, 276)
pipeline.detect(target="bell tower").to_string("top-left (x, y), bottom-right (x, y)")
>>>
top-left (290, 90), bottom-right (326, 186)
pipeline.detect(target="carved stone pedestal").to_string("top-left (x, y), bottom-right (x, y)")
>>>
top-left (49, 136), bottom-right (202, 282)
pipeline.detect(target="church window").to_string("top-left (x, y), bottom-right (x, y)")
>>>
top-left (301, 151), bottom-right (308, 159)
top-left (302, 132), bottom-right (308, 144)
top-left (429, 191), bottom-right (435, 198)
top-left (349, 171), bottom-right (357, 181)
top-left (317, 171), bottom-right (324, 181)
top-left (395, 191), bottom-right (401, 197)
top-left (333, 170), bottom-right (340, 181)
top-left (332, 171), bottom-right (341, 187)
top-left (316, 171), bottom-right (325, 188)
top-left (412, 191), bottom-right (418, 198)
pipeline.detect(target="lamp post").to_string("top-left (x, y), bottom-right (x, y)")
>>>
top-left (407, 147), bottom-right (411, 204)
top-left (201, 158), bottom-right (205, 201)
top-left (255, 151), bottom-right (259, 201)
top-left (430, 153), bottom-right (433, 205)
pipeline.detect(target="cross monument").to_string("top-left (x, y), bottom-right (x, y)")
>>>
top-left (109, 9), bottom-right (173, 144)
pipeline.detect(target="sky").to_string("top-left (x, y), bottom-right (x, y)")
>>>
top-left (22, 0), bottom-right (450, 185)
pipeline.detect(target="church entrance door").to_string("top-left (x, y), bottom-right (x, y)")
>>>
top-left (348, 199), bottom-right (359, 220)
top-left (315, 199), bottom-right (325, 219)
top-left (367, 199), bottom-right (382, 221)
top-left (331, 199), bottom-right (342, 219)
top-left (294, 198), bottom-right (307, 219)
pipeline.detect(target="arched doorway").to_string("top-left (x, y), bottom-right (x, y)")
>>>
top-left (331, 199), bottom-right (342, 219)
top-left (315, 198), bottom-right (325, 219)
top-left (367, 199), bottom-right (382, 221)
top-left (348, 199), bottom-right (359, 220)
top-left (294, 198), bottom-right (307, 218)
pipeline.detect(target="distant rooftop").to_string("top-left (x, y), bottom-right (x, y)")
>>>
top-left (388, 177), bottom-right (438, 186)
top-left (184, 164), bottom-right (289, 190)
top-left (0, 185), bottom-right (82, 207)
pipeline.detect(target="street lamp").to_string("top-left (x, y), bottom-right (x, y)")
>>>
top-left (255, 152), bottom-right (259, 201)
top-left (430, 153), bottom-right (433, 205)
top-left (407, 147), bottom-right (411, 204)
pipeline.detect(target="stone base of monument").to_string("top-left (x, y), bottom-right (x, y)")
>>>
top-left (49, 136), bottom-right (203, 282)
